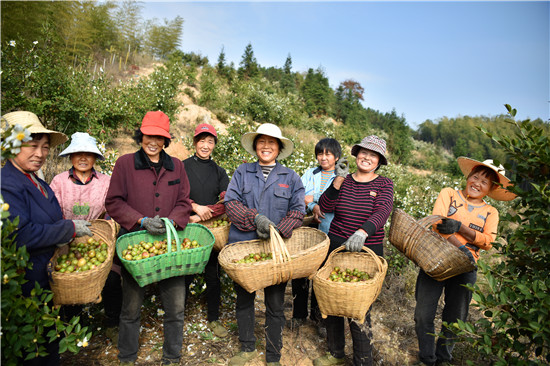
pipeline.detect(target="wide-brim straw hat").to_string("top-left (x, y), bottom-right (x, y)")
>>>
top-left (59, 132), bottom-right (105, 160)
top-left (241, 123), bottom-right (294, 160)
top-left (351, 135), bottom-right (388, 166)
top-left (2, 111), bottom-right (68, 148)
top-left (457, 157), bottom-right (517, 201)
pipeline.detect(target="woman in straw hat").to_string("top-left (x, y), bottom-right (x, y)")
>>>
top-left (50, 132), bottom-right (121, 343)
top-left (105, 111), bottom-right (192, 366)
top-left (1, 111), bottom-right (94, 365)
top-left (314, 135), bottom-right (394, 366)
top-left (224, 123), bottom-right (305, 366)
top-left (183, 123), bottom-right (230, 338)
top-left (414, 157), bottom-right (516, 366)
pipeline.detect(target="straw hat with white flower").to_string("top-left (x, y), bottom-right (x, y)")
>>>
top-left (1, 111), bottom-right (68, 148)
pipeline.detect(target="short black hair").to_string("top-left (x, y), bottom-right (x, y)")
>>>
top-left (133, 129), bottom-right (171, 148)
top-left (193, 132), bottom-right (217, 145)
top-left (252, 134), bottom-right (284, 152)
top-left (30, 133), bottom-right (50, 144)
top-left (469, 165), bottom-right (500, 189)
top-left (314, 138), bottom-right (342, 160)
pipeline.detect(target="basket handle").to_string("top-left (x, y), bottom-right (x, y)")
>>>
top-left (325, 245), bottom-right (384, 273)
top-left (161, 218), bottom-right (181, 253)
top-left (417, 215), bottom-right (446, 228)
top-left (268, 225), bottom-right (291, 264)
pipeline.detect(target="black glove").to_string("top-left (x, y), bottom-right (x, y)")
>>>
top-left (335, 157), bottom-right (349, 178)
top-left (344, 230), bottom-right (367, 252)
top-left (142, 215), bottom-right (166, 236)
top-left (437, 218), bottom-right (462, 234)
top-left (72, 220), bottom-right (92, 237)
top-left (458, 245), bottom-right (477, 268)
top-left (255, 214), bottom-right (275, 240)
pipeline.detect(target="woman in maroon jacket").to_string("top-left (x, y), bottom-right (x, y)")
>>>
top-left (105, 111), bottom-right (192, 366)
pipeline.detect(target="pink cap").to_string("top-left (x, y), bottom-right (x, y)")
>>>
top-left (194, 123), bottom-right (217, 138)
top-left (140, 111), bottom-right (171, 139)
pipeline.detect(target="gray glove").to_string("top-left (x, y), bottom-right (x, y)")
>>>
top-left (458, 245), bottom-right (477, 269)
top-left (437, 218), bottom-right (462, 234)
top-left (255, 214), bottom-right (275, 240)
top-left (344, 230), bottom-right (367, 252)
top-left (335, 157), bottom-right (349, 178)
top-left (73, 220), bottom-right (92, 237)
top-left (142, 215), bottom-right (166, 236)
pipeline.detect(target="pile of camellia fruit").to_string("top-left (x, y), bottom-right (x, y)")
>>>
top-left (328, 267), bottom-right (371, 282)
top-left (207, 217), bottom-right (230, 228)
top-left (54, 238), bottom-right (109, 273)
top-left (233, 252), bottom-right (273, 263)
top-left (122, 237), bottom-right (201, 261)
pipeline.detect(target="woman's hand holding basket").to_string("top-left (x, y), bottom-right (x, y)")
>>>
top-left (437, 218), bottom-right (462, 234)
top-left (255, 214), bottom-right (276, 239)
top-left (73, 220), bottom-right (93, 237)
top-left (344, 230), bottom-right (368, 252)
top-left (142, 215), bottom-right (166, 235)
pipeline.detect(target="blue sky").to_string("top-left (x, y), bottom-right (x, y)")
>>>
top-left (141, 1), bottom-right (549, 129)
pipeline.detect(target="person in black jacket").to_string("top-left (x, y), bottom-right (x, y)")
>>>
top-left (183, 123), bottom-right (230, 337)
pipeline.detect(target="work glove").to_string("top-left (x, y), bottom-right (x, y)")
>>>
top-left (344, 230), bottom-right (368, 252)
top-left (334, 157), bottom-right (349, 178)
top-left (437, 218), bottom-right (462, 234)
top-left (142, 215), bottom-right (166, 236)
top-left (458, 245), bottom-right (477, 269)
top-left (73, 220), bottom-right (92, 237)
top-left (255, 214), bottom-right (275, 240)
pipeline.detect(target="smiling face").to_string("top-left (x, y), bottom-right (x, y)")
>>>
top-left (70, 152), bottom-right (97, 175)
top-left (255, 135), bottom-right (280, 165)
top-left (317, 150), bottom-right (338, 171)
top-left (141, 134), bottom-right (165, 162)
top-left (355, 148), bottom-right (380, 174)
top-left (12, 134), bottom-right (50, 173)
top-left (194, 134), bottom-right (216, 160)
top-left (464, 169), bottom-right (497, 202)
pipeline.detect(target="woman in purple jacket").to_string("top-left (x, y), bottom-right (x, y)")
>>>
top-left (105, 111), bottom-right (192, 366)
top-left (314, 135), bottom-right (394, 366)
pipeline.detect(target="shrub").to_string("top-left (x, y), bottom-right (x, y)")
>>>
top-left (450, 105), bottom-right (550, 365)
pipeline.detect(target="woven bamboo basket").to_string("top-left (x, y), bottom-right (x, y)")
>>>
top-left (199, 214), bottom-right (231, 252)
top-left (117, 219), bottom-right (214, 287)
top-left (218, 226), bottom-right (329, 293)
top-left (312, 246), bottom-right (388, 324)
top-left (48, 219), bottom-right (117, 305)
top-left (388, 208), bottom-right (476, 281)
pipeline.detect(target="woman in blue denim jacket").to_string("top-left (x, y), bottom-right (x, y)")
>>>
top-left (224, 123), bottom-right (305, 366)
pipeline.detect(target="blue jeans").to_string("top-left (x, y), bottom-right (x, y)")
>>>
top-left (414, 269), bottom-right (477, 365)
top-left (234, 281), bottom-right (287, 363)
top-left (118, 268), bottom-right (186, 364)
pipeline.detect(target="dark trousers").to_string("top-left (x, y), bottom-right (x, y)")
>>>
top-left (185, 251), bottom-right (222, 322)
top-left (102, 269), bottom-right (123, 327)
top-left (234, 281), bottom-right (287, 363)
top-left (290, 278), bottom-right (321, 322)
top-left (326, 311), bottom-right (373, 366)
top-left (414, 269), bottom-right (477, 365)
top-left (118, 268), bottom-right (186, 364)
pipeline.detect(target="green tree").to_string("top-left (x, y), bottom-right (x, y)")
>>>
top-left (280, 54), bottom-right (296, 92)
top-left (238, 43), bottom-right (259, 79)
top-left (450, 105), bottom-right (550, 365)
top-left (114, 0), bottom-right (143, 54)
top-left (144, 16), bottom-right (183, 59)
top-left (300, 67), bottom-right (333, 117)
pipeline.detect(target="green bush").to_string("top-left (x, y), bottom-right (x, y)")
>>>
top-left (449, 105), bottom-right (550, 365)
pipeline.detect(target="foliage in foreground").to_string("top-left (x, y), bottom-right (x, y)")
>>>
top-left (0, 124), bottom-right (91, 365)
top-left (450, 105), bottom-right (550, 365)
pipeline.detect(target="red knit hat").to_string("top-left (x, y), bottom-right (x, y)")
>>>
top-left (140, 111), bottom-right (171, 139)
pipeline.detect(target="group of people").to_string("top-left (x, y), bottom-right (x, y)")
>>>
top-left (1, 109), bottom-right (516, 366)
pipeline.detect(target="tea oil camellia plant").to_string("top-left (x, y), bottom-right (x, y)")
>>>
top-left (449, 105), bottom-right (550, 365)
top-left (1, 124), bottom-right (91, 364)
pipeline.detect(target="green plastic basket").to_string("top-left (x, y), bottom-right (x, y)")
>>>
top-left (116, 218), bottom-right (214, 287)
